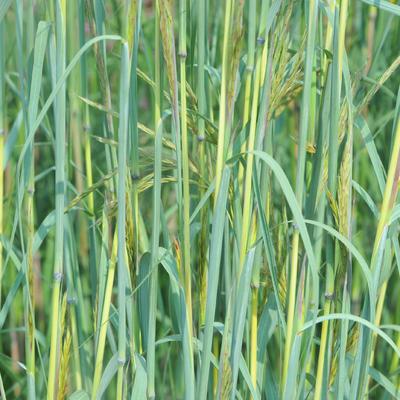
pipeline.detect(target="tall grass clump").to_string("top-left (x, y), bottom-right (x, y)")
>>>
top-left (1, 0), bottom-right (400, 398)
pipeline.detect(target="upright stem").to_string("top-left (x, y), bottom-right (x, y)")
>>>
top-left (238, 40), bottom-right (263, 392)
top-left (314, 2), bottom-right (347, 397)
top-left (239, 45), bottom-right (262, 269)
top-left (48, 1), bottom-right (66, 398)
top-left (282, 0), bottom-right (318, 387)
top-left (25, 17), bottom-right (49, 398)
top-left (85, 0), bottom-right (117, 192)
top-left (147, 5), bottom-right (161, 397)
top-left (179, 0), bottom-right (193, 345)
top-left (238, 0), bottom-right (257, 187)
top-left (67, 2), bottom-right (83, 388)
top-left (322, 0), bottom-right (335, 85)
top-left (128, 0), bottom-right (142, 276)
top-left (197, 0), bottom-right (208, 328)
top-left (214, 0), bottom-right (232, 198)
top-left (179, 2), bottom-right (195, 396)
top-left (78, 0), bottom-right (94, 218)
top-left (116, 42), bottom-right (130, 400)
top-left (92, 230), bottom-right (117, 399)
top-left (77, 5), bottom-right (94, 382)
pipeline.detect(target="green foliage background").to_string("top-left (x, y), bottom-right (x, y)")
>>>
top-left (1, 0), bottom-right (400, 399)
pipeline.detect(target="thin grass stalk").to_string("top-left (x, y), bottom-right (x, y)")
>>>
top-left (64, 4), bottom-right (84, 390)
top-left (369, 277), bottom-right (387, 355)
top-left (178, 2), bottom-right (196, 395)
top-left (68, 205), bottom-right (85, 344)
top-left (127, 1), bottom-right (143, 372)
top-left (314, 2), bottom-right (348, 397)
top-left (68, 301), bottom-right (82, 390)
top-left (147, 4), bottom-right (161, 397)
top-left (68, 1), bottom-right (86, 258)
top-left (238, 30), bottom-right (264, 394)
top-left (116, 42), bottom-right (130, 399)
top-left (11, 13), bottom-right (29, 369)
top-left (63, 221), bottom-right (82, 395)
top-left (78, 0), bottom-right (94, 218)
top-left (85, 0), bottom-right (117, 192)
top-left (24, 20), bottom-right (50, 399)
top-left (127, 0), bottom-right (142, 277)
top-left (304, 61), bottom-right (332, 379)
top-left (322, 0), bottom-right (335, 84)
top-left (57, 294), bottom-right (69, 400)
top-left (252, 22), bottom-right (276, 393)
top-left (239, 2), bottom-right (269, 274)
top-left (238, 0), bottom-right (256, 187)
top-left (15, 9), bottom-right (29, 385)
top-left (214, 0), bottom-right (232, 198)
top-left (15, 0), bottom-right (26, 124)
top-left (47, 2), bottom-right (66, 398)
top-left (179, 0), bottom-right (194, 346)
top-left (25, 131), bottom-right (35, 399)
top-left (243, 0), bottom-right (256, 127)
top-left (92, 230), bottom-right (118, 398)
top-left (298, 11), bottom-right (321, 383)
top-left (282, 0), bottom-right (318, 387)
top-left (239, 39), bottom-right (263, 270)
top-left (78, 1), bottom-right (95, 385)
top-left (197, 0), bottom-right (208, 327)
top-left (255, 0), bottom-right (272, 90)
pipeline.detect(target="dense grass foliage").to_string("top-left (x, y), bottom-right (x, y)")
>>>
top-left (1, 0), bottom-right (400, 398)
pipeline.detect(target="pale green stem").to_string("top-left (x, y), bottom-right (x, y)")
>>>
top-left (48, 1), bottom-right (66, 399)
top-left (214, 0), bottom-right (232, 198)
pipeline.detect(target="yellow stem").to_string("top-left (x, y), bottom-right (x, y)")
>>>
top-left (92, 233), bottom-right (118, 399)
